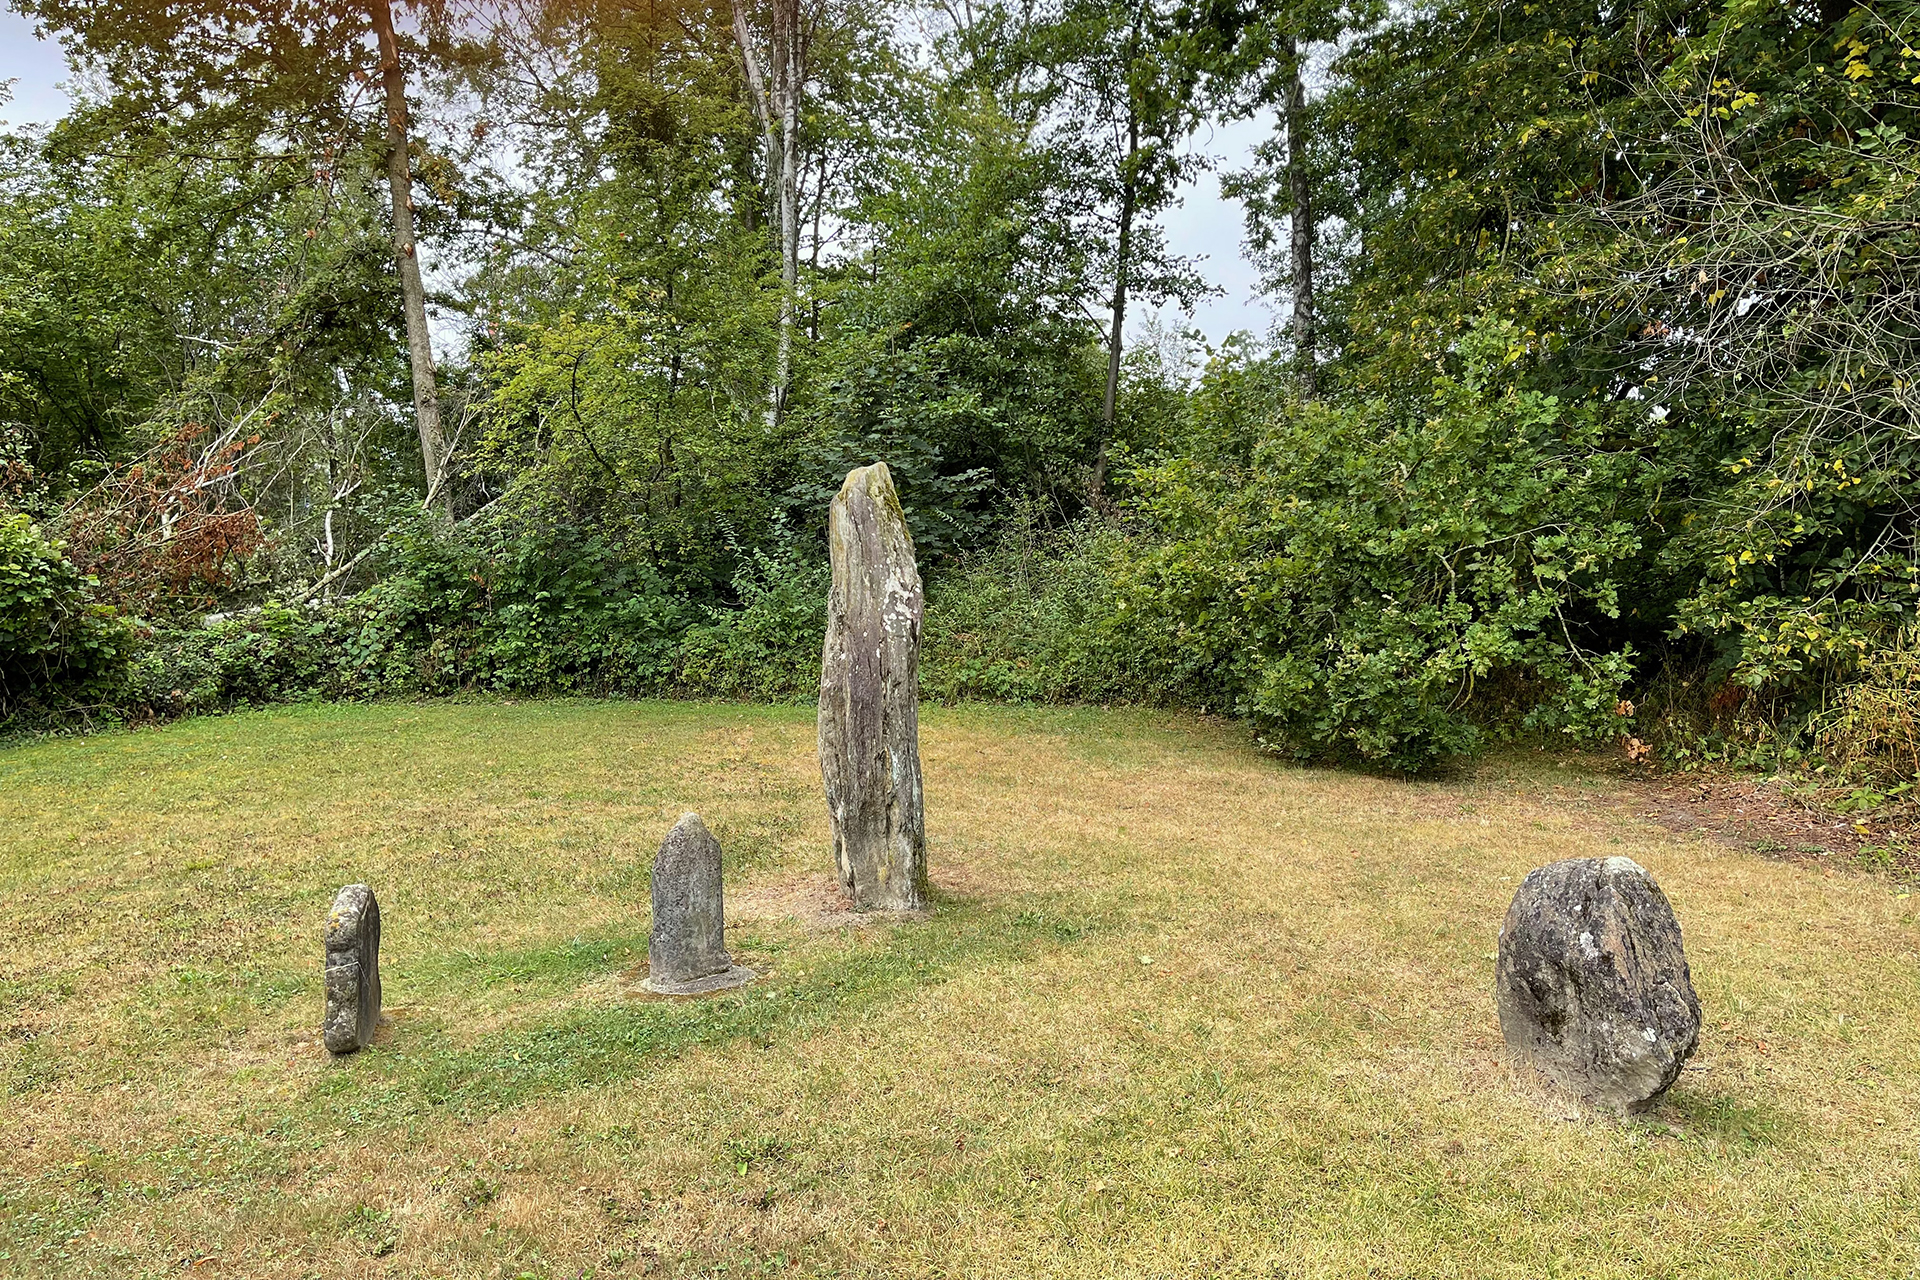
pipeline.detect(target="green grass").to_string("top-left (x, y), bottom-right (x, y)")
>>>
top-left (1, 699), bottom-right (1917, 1278)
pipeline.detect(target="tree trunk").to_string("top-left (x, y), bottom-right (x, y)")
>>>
top-left (775, 9), bottom-right (800, 417)
top-left (369, 0), bottom-right (449, 513)
top-left (810, 155), bottom-right (828, 340)
top-left (732, 0), bottom-right (805, 424)
top-left (1283, 36), bottom-right (1316, 396)
top-left (1095, 101), bottom-right (1140, 506)
top-left (732, 4), bottom-right (779, 225)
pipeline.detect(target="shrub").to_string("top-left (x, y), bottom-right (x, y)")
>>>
top-left (103, 513), bottom-right (699, 721)
top-left (921, 515), bottom-right (1134, 704)
top-left (0, 511), bottom-right (136, 723)
top-left (334, 513), bottom-right (690, 696)
top-left (1114, 322), bottom-right (1648, 772)
top-left (122, 604), bottom-right (335, 717)
top-left (1814, 638), bottom-right (1920, 784)
top-left (676, 551), bottom-right (829, 701)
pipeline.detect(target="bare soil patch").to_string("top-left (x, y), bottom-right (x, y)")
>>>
top-left (729, 860), bottom-right (995, 930)
top-left (1605, 766), bottom-right (1920, 876)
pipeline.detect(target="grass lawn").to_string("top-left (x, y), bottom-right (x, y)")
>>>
top-left (1, 700), bottom-right (1917, 1278)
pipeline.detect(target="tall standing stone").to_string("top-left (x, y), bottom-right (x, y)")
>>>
top-left (1496, 856), bottom-right (1701, 1112)
top-left (644, 813), bottom-right (755, 995)
top-left (818, 462), bottom-right (929, 911)
top-left (322, 883), bottom-right (381, 1055)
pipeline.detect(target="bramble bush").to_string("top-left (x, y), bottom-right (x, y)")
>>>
top-left (676, 550), bottom-right (829, 702)
top-left (113, 513), bottom-right (695, 718)
top-left (920, 513), bottom-right (1136, 704)
top-left (5, 511), bottom-right (1153, 730)
top-left (336, 513), bottom-right (691, 696)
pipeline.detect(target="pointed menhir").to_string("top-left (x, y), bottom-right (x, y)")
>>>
top-left (818, 462), bottom-right (929, 910)
top-left (644, 813), bottom-right (755, 995)
top-left (1496, 856), bottom-right (1701, 1112)
top-left (322, 884), bottom-right (381, 1055)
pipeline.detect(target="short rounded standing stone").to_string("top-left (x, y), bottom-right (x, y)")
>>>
top-left (644, 813), bottom-right (755, 995)
top-left (322, 883), bottom-right (381, 1055)
top-left (1495, 856), bottom-right (1701, 1112)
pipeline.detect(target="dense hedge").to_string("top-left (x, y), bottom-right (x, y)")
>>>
top-left (1111, 325), bottom-right (1649, 771)
top-left (0, 358), bottom-right (1891, 777)
top-left (0, 512), bottom-right (1122, 734)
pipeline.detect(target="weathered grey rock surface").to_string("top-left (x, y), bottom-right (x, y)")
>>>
top-left (1496, 856), bottom-right (1701, 1111)
top-left (322, 883), bottom-right (381, 1055)
top-left (644, 812), bottom-right (754, 995)
top-left (818, 462), bottom-right (928, 911)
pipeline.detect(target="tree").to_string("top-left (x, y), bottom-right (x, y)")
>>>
top-left (450, 0), bottom-right (848, 588)
top-left (19, 0), bottom-right (480, 507)
top-left (1565, 2), bottom-right (1920, 692)
top-left (810, 82), bottom-right (1106, 545)
top-left (732, 0), bottom-right (809, 417)
top-left (723, 0), bottom-right (902, 421)
top-left (1211, 0), bottom-right (1373, 394)
top-left (370, 0), bottom-right (450, 510)
top-left (1276, 0), bottom-right (1920, 718)
top-left (967, 0), bottom-right (1212, 502)
top-left (1279, 34), bottom-right (1313, 392)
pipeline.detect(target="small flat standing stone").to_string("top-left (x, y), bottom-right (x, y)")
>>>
top-left (322, 884), bottom-right (381, 1055)
top-left (818, 462), bottom-right (929, 910)
top-left (644, 813), bottom-right (754, 995)
top-left (1496, 856), bottom-right (1701, 1112)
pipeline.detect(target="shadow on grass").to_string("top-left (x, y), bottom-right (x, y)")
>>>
top-left (309, 894), bottom-right (1107, 1123)
top-left (417, 934), bottom-right (649, 992)
top-left (1664, 1089), bottom-right (1787, 1152)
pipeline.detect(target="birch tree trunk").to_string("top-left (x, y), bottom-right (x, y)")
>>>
top-left (775, 6), bottom-right (802, 415)
top-left (733, 5), bottom-right (780, 221)
top-left (731, 0), bottom-right (807, 423)
top-left (369, 0), bottom-right (449, 513)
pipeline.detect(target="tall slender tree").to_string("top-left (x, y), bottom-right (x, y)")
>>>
top-left (985, 0), bottom-right (1212, 502)
top-left (1215, 0), bottom-right (1372, 393)
top-left (1279, 34), bottom-right (1313, 394)
top-left (369, 0), bottom-right (449, 510)
top-left (733, 0), bottom-right (812, 419)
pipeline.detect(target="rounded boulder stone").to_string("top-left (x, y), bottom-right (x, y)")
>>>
top-left (1495, 856), bottom-right (1701, 1112)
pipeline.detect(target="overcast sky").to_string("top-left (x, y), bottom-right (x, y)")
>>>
top-left (0, 7), bottom-right (1275, 347)
top-left (0, 8), bottom-right (68, 126)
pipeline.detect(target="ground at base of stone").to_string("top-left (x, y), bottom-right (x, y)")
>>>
top-left (728, 872), bottom-right (937, 929)
top-left (640, 964), bottom-right (757, 996)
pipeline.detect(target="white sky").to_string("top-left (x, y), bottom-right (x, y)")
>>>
top-left (0, 8), bottom-right (69, 127)
top-left (0, 6), bottom-right (1275, 346)
top-left (1154, 109), bottom-right (1277, 348)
